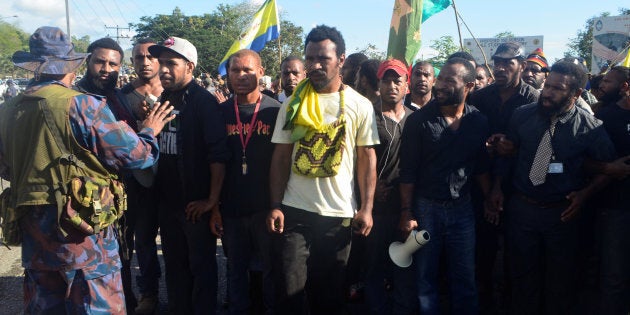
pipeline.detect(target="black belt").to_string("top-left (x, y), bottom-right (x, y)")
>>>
top-left (514, 192), bottom-right (569, 209)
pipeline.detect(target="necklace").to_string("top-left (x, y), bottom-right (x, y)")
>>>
top-left (234, 95), bottom-right (262, 175)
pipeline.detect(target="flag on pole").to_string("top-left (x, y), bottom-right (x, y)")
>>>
top-left (386, 0), bottom-right (450, 66)
top-left (218, 0), bottom-right (280, 75)
top-left (622, 48), bottom-right (630, 67)
top-left (422, 0), bottom-right (450, 22)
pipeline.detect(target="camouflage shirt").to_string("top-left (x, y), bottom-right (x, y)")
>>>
top-left (0, 80), bottom-right (160, 279)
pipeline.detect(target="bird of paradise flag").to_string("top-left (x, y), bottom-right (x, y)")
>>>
top-left (386, 0), bottom-right (450, 66)
top-left (218, 0), bottom-right (280, 75)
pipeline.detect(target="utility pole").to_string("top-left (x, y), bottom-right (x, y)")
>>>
top-left (65, 0), bottom-right (70, 38)
top-left (105, 25), bottom-right (131, 43)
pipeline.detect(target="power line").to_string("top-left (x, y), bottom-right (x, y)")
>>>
top-left (69, 0), bottom-right (101, 35)
top-left (82, 0), bottom-right (109, 30)
top-left (105, 25), bottom-right (131, 43)
top-left (118, 0), bottom-right (169, 41)
top-left (96, 0), bottom-right (121, 27)
top-left (110, 0), bottom-right (130, 26)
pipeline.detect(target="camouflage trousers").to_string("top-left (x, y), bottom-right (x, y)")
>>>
top-left (23, 268), bottom-right (126, 314)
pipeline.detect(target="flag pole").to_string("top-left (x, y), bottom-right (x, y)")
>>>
top-left (455, 10), bottom-right (494, 80)
top-left (451, 0), bottom-right (464, 50)
top-left (277, 35), bottom-right (283, 91)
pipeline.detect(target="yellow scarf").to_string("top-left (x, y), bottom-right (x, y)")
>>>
top-left (283, 79), bottom-right (324, 142)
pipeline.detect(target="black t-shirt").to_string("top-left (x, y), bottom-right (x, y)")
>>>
top-left (596, 104), bottom-right (630, 209)
top-left (154, 82), bottom-right (230, 206)
top-left (373, 106), bottom-right (413, 212)
top-left (219, 94), bottom-right (280, 217)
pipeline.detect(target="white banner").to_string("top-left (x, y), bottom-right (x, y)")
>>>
top-left (591, 15), bottom-right (630, 74)
top-left (464, 36), bottom-right (544, 65)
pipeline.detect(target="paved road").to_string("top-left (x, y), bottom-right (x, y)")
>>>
top-left (0, 236), bottom-right (228, 315)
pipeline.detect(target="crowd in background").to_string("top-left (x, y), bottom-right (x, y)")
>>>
top-left (1, 23), bottom-right (630, 315)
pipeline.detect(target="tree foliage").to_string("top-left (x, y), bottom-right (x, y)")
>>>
top-left (354, 44), bottom-right (386, 60)
top-left (0, 23), bottom-right (92, 78)
top-left (0, 22), bottom-right (29, 78)
top-left (494, 31), bottom-right (515, 39)
top-left (259, 19), bottom-right (305, 77)
top-left (131, 4), bottom-right (304, 78)
top-left (424, 35), bottom-right (459, 68)
top-left (566, 8), bottom-right (629, 70)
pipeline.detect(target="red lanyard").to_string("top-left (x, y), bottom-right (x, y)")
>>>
top-left (234, 95), bottom-right (261, 174)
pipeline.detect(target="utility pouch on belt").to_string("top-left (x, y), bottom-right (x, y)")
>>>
top-left (63, 176), bottom-right (126, 235)
top-left (0, 187), bottom-right (22, 247)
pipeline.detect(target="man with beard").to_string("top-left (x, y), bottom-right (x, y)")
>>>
top-left (467, 42), bottom-right (539, 312)
top-left (592, 66), bottom-right (630, 314)
top-left (148, 37), bottom-right (229, 314)
top-left (278, 56), bottom-right (306, 103)
top-left (399, 57), bottom-right (491, 315)
top-left (341, 52), bottom-right (368, 87)
top-left (119, 38), bottom-right (163, 315)
top-left (488, 61), bottom-right (615, 315)
top-left (521, 48), bottom-right (549, 90)
top-left (212, 49), bottom-right (280, 314)
top-left (267, 25), bottom-right (379, 314)
top-left (76, 38), bottom-right (136, 130)
top-left (474, 64), bottom-right (493, 93)
top-left (404, 61), bottom-right (436, 111)
top-left (594, 65), bottom-right (629, 113)
top-left (75, 36), bottom-right (143, 311)
top-left (354, 59), bottom-right (382, 105)
top-left (469, 42), bottom-right (539, 140)
top-left (0, 26), bottom-right (174, 314)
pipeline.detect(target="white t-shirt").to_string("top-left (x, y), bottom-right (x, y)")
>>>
top-left (272, 86), bottom-right (379, 217)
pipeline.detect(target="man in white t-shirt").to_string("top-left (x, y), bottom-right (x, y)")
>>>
top-left (267, 25), bottom-right (379, 314)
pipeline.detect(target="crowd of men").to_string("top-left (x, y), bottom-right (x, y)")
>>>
top-left (0, 23), bottom-right (629, 315)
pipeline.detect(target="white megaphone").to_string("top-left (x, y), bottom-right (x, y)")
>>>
top-left (389, 229), bottom-right (430, 268)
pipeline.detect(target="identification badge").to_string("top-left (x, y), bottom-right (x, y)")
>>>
top-left (548, 162), bottom-right (564, 174)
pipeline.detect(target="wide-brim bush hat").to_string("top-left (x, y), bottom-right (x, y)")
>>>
top-left (12, 26), bottom-right (88, 76)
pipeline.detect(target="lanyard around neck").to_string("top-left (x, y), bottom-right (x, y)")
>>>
top-left (234, 95), bottom-right (262, 155)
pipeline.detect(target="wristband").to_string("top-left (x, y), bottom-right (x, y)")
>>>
top-left (400, 207), bottom-right (412, 212)
top-left (271, 202), bottom-right (283, 209)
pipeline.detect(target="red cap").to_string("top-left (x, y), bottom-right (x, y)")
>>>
top-left (377, 59), bottom-right (409, 79)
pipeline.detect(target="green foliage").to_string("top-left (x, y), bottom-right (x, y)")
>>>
top-left (0, 22), bottom-right (29, 78)
top-left (131, 4), bottom-right (304, 78)
top-left (259, 20), bottom-right (304, 78)
top-left (494, 31), bottom-right (515, 39)
top-left (566, 8), bottom-right (629, 70)
top-left (425, 35), bottom-right (459, 68)
top-left (353, 44), bottom-right (386, 60)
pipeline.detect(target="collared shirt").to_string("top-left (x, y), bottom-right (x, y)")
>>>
top-left (468, 80), bottom-right (540, 134)
top-left (399, 101), bottom-right (490, 201)
top-left (497, 103), bottom-right (615, 202)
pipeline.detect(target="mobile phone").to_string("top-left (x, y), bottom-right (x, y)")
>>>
top-left (145, 93), bottom-right (157, 109)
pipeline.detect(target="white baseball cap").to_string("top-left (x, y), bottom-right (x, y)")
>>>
top-left (149, 36), bottom-right (198, 66)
